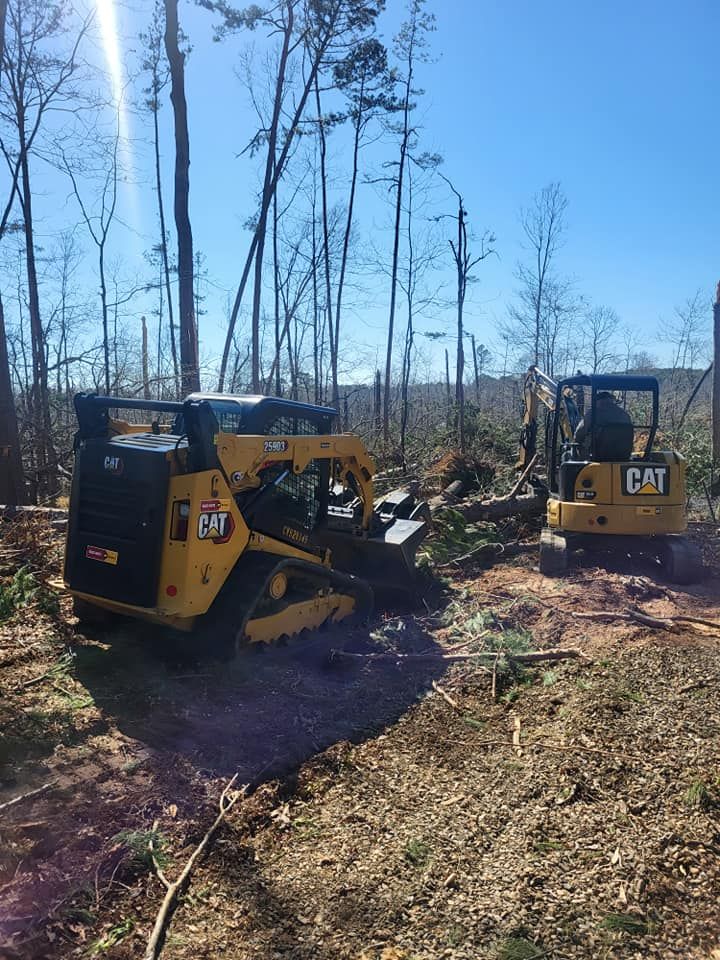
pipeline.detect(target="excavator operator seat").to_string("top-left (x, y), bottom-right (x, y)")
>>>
top-left (590, 421), bottom-right (634, 462)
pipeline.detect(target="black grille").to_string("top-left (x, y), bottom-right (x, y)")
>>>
top-left (65, 436), bottom-right (172, 607)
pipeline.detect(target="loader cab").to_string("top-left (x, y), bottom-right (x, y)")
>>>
top-left (181, 393), bottom-right (335, 437)
top-left (181, 394), bottom-right (338, 545)
top-left (549, 373), bottom-right (659, 499)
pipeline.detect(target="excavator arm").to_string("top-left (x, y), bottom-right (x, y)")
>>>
top-left (516, 366), bottom-right (582, 470)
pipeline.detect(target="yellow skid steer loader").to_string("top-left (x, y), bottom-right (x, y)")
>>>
top-left (64, 393), bottom-right (428, 649)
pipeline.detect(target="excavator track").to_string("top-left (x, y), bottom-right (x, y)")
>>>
top-left (205, 552), bottom-right (374, 653)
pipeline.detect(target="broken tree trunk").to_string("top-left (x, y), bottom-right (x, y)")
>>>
top-left (714, 283), bottom-right (720, 465)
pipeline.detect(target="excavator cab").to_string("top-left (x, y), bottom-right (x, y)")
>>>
top-left (518, 367), bottom-right (702, 584)
top-left (548, 374), bottom-right (658, 497)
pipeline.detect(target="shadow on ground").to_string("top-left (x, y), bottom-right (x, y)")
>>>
top-left (73, 615), bottom-right (446, 785)
top-left (0, 616), bottom-right (446, 954)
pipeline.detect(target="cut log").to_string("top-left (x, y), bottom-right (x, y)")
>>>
top-left (1, 504), bottom-right (68, 520)
top-left (452, 490), bottom-right (547, 523)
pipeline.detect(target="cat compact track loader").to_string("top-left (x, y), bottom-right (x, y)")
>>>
top-left (517, 366), bottom-right (703, 583)
top-left (64, 393), bottom-right (428, 649)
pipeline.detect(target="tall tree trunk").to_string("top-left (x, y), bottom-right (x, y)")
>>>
top-left (334, 76), bottom-right (364, 414)
top-left (141, 315), bottom-right (150, 399)
top-left (454, 198), bottom-right (465, 452)
top-left (471, 333), bottom-right (480, 402)
top-left (247, 3), bottom-right (293, 393)
top-left (713, 284), bottom-right (720, 465)
top-left (272, 178), bottom-right (281, 396)
top-left (216, 5), bottom-right (332, 392)
top-left (312, 197), bottom-right (320, 405)
top-left (19, 141), bottom-right (56, 498)
top-left (444, 348), bottom-right (451, 428)
top-left (152, 85), bottom-right (179, 394)
top-left (314, 76), bottom-right (337, 407)
top-left (99, 244), bottom-right (111, 392)
top-left (383, 69), bottom-right (412, 442)
top-left (164, 0), bottom-right (199, 395)
top-left (0, 292), bottom-right (25, 504)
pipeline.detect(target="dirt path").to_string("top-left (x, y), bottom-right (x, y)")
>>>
top-left (1, 519), bottom-right (720, 959)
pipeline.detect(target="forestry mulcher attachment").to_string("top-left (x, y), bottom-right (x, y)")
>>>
top-left (518, 366), bottom-right (703, 583)
top-left (64, 393), bottom-right (428, 648)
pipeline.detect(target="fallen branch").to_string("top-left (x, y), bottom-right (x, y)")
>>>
top-left (437, 539), bottom-right (537, 568)
top-left (0, 781), bottom-right (56, 813)
top-left (144, 775), bottom-right (246, 960)
top-left (500, 453), bottom-right (540, 502)
top-left (332, 647), bottom-right (586, 665)
top-left (569, 607), bottom-right (720, 634)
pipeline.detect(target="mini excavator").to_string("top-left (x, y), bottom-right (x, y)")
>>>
top-left (517, 366), bottom-right (703, 583)
top-left (64, 393), bottom-right (428, 648)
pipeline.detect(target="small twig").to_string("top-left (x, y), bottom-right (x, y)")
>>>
top-left (431, 680), bottom-right (458, 710)
top-left (144, 775), bottom-right (246, 960)
top-left (0, 782), bottom-right (56, 813)
top-left (491, 652), bottom-right (500, 701)
top-left (444, 630), bottom-right (491, 652)
top-left (149, 820), bottom-right (171, 890)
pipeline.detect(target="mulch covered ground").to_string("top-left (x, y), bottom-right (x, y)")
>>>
top-left (1, 515), bottom-right (719, 959)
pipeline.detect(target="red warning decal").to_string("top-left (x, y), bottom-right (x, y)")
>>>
top-left (86, 545), bottom-right (119, 565)
top-left (200, 499), bottom-right (230, 512)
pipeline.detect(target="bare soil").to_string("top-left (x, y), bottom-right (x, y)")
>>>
top-left (1, 515), bottom-right (719, 960)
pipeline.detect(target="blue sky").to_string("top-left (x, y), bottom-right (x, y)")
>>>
top-left (8, 0), bottom-right (720, 381)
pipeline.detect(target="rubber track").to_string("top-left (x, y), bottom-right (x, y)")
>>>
top-left (210, 552), bottom-right (374, 645)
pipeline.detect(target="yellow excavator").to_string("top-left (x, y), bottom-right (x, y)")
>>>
top-left (64, 393), bottom-right (428, 649)
top-left (518, 367), bottom-right (702, 583)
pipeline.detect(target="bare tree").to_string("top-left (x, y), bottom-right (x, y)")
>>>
top-left (331, 37), bottom-right (395, 409)
top-left (0, 0), bottom-right (25, 503)
top-left (141, 0), bottom-right (179, 393)
top-left (382, 0), bottom-right (434, 441)
top-left (661, 290), bottom-right (711, 428)
top-left (204, 0), bottom-right (382, 391)
top-left (0, 0), bottom-right (89, 498)
top-left (584, 304), bottom-right (619, 373)
top-left (61, 120), bottom-right (120, 393)
top-left (507, 182), bottom-right (568, 372)
top-left (440, 174), bottom-right (493, 450)
top-left (164, 0), bottom-right (199, 394)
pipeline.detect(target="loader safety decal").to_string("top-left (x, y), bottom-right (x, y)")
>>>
top-left (86, 545), bottom-right (119, 565)
top-left (622, 465), bottom-right (669, 496)
top-left (197, 510), bottom-right (234, 543)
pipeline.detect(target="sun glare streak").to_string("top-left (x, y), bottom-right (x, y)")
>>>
top-left (95, 0), bottom-right (140, 231)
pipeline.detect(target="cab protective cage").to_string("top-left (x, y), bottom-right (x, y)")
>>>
top-left (548, 373), bottom-right (659, 494)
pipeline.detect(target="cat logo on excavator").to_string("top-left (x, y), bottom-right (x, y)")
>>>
top-left (622, 465), bottom-right (669, 496)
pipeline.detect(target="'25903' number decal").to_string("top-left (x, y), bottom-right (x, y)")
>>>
top-left (263, 439), bottom-right (288, 453)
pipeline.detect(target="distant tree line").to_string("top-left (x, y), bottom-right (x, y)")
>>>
top-left (0, 0), bottom-right (714, 505)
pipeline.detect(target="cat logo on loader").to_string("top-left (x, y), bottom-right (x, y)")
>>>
top-left (623, 465), bottom-right (669, 496)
